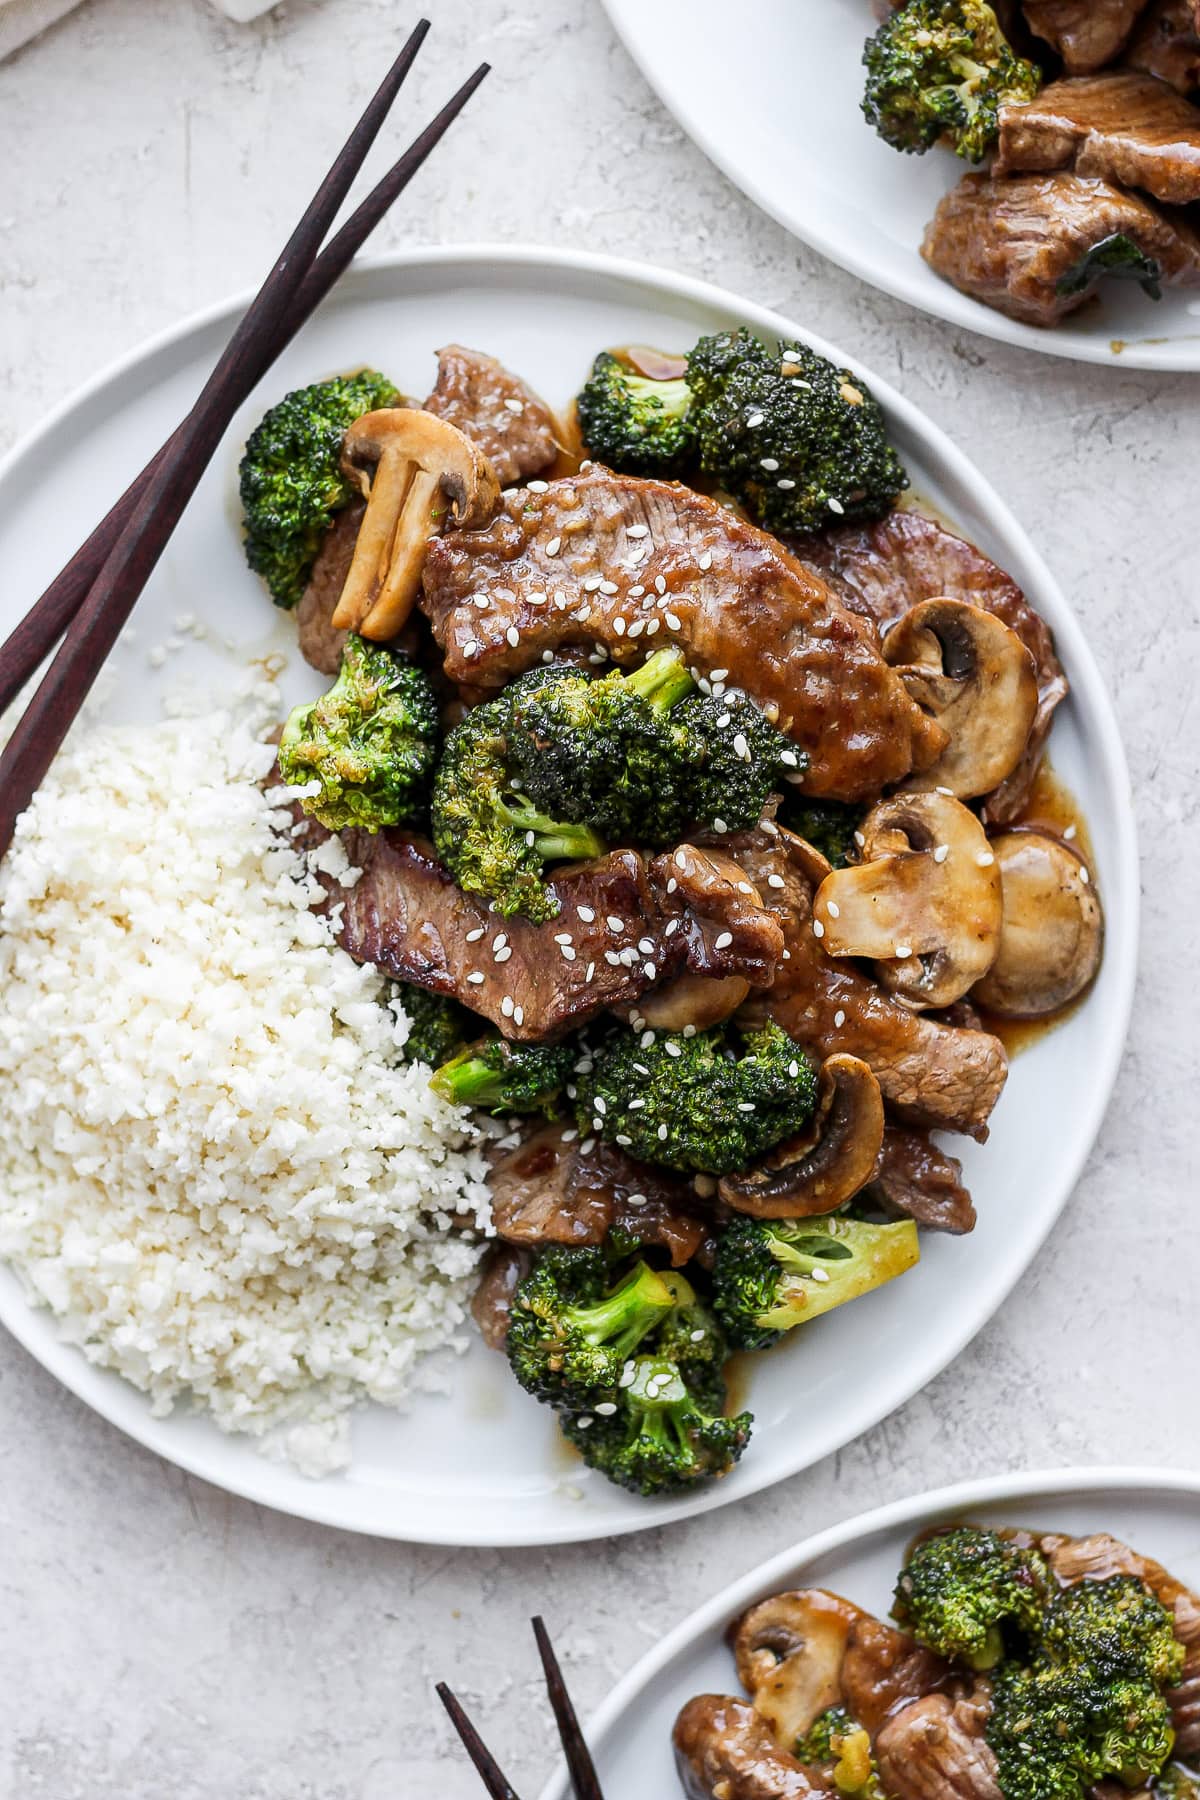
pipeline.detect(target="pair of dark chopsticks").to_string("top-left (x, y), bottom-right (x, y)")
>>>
top-left (0, 20), bottom-right (488, 856)
top-left (438, 1617), bottom-right (606, 1800)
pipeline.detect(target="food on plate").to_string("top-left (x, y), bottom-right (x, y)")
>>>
top-left (0, 699), bottom-right (492, 1476)
top-left (0, 322), bottom-right (1100, 1495)
top-left (673, 1523), bottom-right (1200, 1799)
top-left (230, 329), bottom-right (1106, 1495)
top-left (860, 0), bottom-right (1200, 326)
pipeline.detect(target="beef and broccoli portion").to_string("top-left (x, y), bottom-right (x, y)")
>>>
top-left (858, 0), bottom-right (1200, 327)
top-left (674, 1523), bottom-right (1200, 1800)
top-left (238, 332), bottom-right (1103, 1499)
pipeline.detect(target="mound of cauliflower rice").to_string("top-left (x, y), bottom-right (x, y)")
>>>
top-left (0, 694), bottom-right (493, 1476)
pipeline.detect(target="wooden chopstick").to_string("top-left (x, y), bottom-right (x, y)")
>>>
top-left (0, 29), bottom-right (486, 855)
top-left (437, 1683), bottom-right (524, 1800)
top-left (532, 1617), bottom-right (607, 1800)
top-left (0, 44), bottom-right (489, 722)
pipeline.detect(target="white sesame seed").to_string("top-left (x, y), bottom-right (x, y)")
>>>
top-left (933, 844), bottom-right (949, 864)
top-left (604, 950), bottom-right (620, 966)
top-left (641, 1031), bottom-right (655, 1049)
top-left (545, 536), bottom-right (561, 556)
top-left (600, 580), bottom-right (619, 596)
top-left (712, 817), bottom-right (728, 834)
top-left (463, 639), bottom-right (481, 659)
top-left (658, 1123), bottom-right (669, 1140)
top-left (664, 918), bottom-right (679, 936)
top-left (655, 575), bottom-right (667, 595)
top-left (709, 667), bottom-right (728, 682)
top-left (855, 831), bottom-right (866, 848)
top-left (768, 873), bottom-right (786, 890)
top-left (504, 397), bottom-right (524, 414)
top-left (514, 1007), bottom-right (524, 1026)
top-left (894, 944), bottom-right (913, 959)
top-left (527, 478), bottom-right (548, 492)
top-left (737, 1102), bottom-right (756, 1113)
top-left (575, 1415), bottom-right (593, 1430)
top-left (541, 650), bottom-right (554, 663)
top-left (578, 906), bottom-right (595, 923)
top-left (585, 963), bottom-right (595, 983)
top-left (666, 877), bottom-right (677, 894)
top-left (561, 1127), bottom-right (579, 1143)
top-left (736, 881), bottom-right (753, 895)
top-left (561, 945), bottom-right (576, 962)
top-left (501, 996), bottom-right (514, 1018)
top-left (828, 497), bottom-right (845, 516)
top-left (746, 411), bottom-right (765, 428)
top-left (827, 901), bottom-right (840, 919)
top-left (733, 732), bottom-right (750, 761)
top-left (505, 625), bottom-right (520, 648)
top-left (937, 785), bottom-right (954, 798)
top-left (1064, 823), bottom-right (1077, 841)
top-left (628, 619), bottom-right (645, 638)
top-left (777, 478), bottom-right (796, 490)
top-left (467, 971), bottom-right (485, 985)
top-left (466, 927), bottom-right (485, 942)
top-left (977, 851), bottom-right (995, 867)
top-left (583, 575), bottom-right (603, 592)
top-left (615, 1134), bottom-right (633, 1147)
top-left (473, 593), bottom-right (490, 609)
top-left (834, 1009), bottom-right (846, 1028)
top-left (643, 961), bottom-right (656, 981)
top-left (627, 524), bottom-right (649, 539)
top-left (613, 617), bottom-right (626, 636)
top-left (581, 1137), bottom-right (595, 1153)
top-left (665, 612), bottom-right (682, 632)
top-left (554, 932), bottom-right (571, 945)
top-left (645, 618), bottom-right (660, 636)
top-left (810, 1266), bottom-right (830, 1284)
top-left (690, 1328), bottom-right (707, 1344)
top-left (620, 1362), bottom-right (637, 1388)
top-left (525, 831), bottom-right (536, 848)
top-left (812, 919), bottom-right (826, 939)
top-left (674, 850), bottom-right (688, 870)
top-left (607, 916), bottom-right (625, 933)
top-left (714, 930), bottom-right (734, 949)
top-left (1079, 866), bottom-right (1090, 884)
top-left (780, 749), bottom-right (799, 767)
top-left (638, 938), bottom-right (655, 955)
top-left (629, 584), bottom-right (645, 598)
top-left (788, 1061), bottom-right (799, 1078)
top-left (593, 1095), bottom-right (607, 1114)
top-left (698, 550), bottom-right (713, 571)
top-left (594, 1401), bottom-right (617, 1416)
top-left (665, 1042), bottom-right (682, 1058)
top-left (494, 947), bottom-right (512, 964)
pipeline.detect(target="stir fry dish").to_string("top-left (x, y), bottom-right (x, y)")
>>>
top-left (239, 333), bottom-right (1104, 1497)
top-left (861, 1), bottom-right (1200, 326)
top-left (673, 1524), bottom-right (1200, 1800)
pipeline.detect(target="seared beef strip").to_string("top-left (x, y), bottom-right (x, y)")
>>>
top-left (730, 825), bottom-right (1008, 1141)
top-left (841, 1615), bottom-right (951, 1737)
top-left (921, 170), bottom-right (1200, 326)
top-left (296, 501), bottom-right (362, 675)
top-left (868, 1122), bottom-right (976, 1234)
top-left (1127, 0), bottom-right (1200, 92)
top-left (421, 468), bottom-right (946, 801)
top-left (305, 824), bottom-right (781, 1042)
top-left (486, 1123), bottom-right (709, 1265)
top-left (673, 1696), bottom-right (829, 1800)
top-left (793, 507), bottom-right (1066, 824)
top-left (422, 343), bottom-right (559, 488)
top-left (470, 1242), bottom-right (532, 1351)
top-left (1033, 1532), bottom-right (1200, 1756)
top-left (997, 73), bottom-right (1200, 204)
top-left (874, 1688), bottom-right (1002, 1800)
top-left (1022, 0), bottom-right (1151, 72)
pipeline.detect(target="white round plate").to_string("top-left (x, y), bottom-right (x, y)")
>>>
top-left (602, 0), bottom-right (1200, 370)
top-left (539, 1468), bottom-right (1200, 1799)
top-left (0, 247), bottom-right (1136, 1544)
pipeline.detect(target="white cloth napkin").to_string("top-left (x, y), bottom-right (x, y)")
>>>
top-left (0, 0), bottom-right (285, 60)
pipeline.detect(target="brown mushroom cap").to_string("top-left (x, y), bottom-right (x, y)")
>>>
top-left (672, 1695), bottom-right (820, 1800)
top-left (813, 792), bottom-right (1002, 1010)
top-left (732, 1589), bottom-right (867, 1748)
top-left (884, 600), bottom-right (1039, 801)
top-left (332, 408), bottom-right (499, 641)
top-left (719, 1055), bottom-right (884, 1219)
top-left (971, 828), bottom-right (1103, 1019)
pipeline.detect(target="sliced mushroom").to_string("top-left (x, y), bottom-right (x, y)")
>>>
top-left (331, 408), bottom-right (499, 641)
top-left (971, 828), bottom-right (1103, 1018)
top-left (732, 1589), bottom-right (867, 1749)
top-left (884, 600), bottom-right (1038, 800)
top-left (633, 972), bottom-right (751, 1033)
top-left (719, 1055), bottom-right (884, 1219)
top-left (813, 792), bottom-right (1002, 1010)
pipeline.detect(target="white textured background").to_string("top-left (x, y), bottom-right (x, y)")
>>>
top-left (0, 2), bottom-right (1197, 1795)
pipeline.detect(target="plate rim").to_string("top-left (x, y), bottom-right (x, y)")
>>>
top-left (536, 1464), bottom-right (1200, 1800)
top-left (0, 242), bottom-right (1140, 1544)
top-left (599, 0), bottom-right (1200, 373)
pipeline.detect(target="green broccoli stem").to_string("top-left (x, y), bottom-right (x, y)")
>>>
top-left (622, 648), bottom-right (695, 713)
top-left (431, 1051), bottom-right (510, 1111)
top-left (500, 797), bottom-right (605, 864)
top-left (569, 1265), bottom-right (675, 1359)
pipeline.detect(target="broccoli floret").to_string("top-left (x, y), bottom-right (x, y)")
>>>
top-left (430, 1037), bottom-right (572, 1117)
top-left (862, 0), bottom-right (1042, 163)
top-left (394, 985), bottom-right (472, 1069)
top-left (239, 370), bottom-right (400, 609)
top-left (431, 681), bottom-right (605, 923)
top-left (560, 1354), bottom-right (752, 1496)
top-left (687, 330), bottom-right (907, 535)
top-left (576, 350), bottom-right (696, 476)
top-left (779, 797), bottom-right (862, 870)
top-left (278, 634), bottom-right (440, 832)
top-left (507, 651), bottom-right (698, 845)
top-left (575, 1021), bottom-right (819, 1177)
top-left (987, 1576), bottom-right (1186, 1800)
top-left (674, 690), bottom-right (803, 831)
top-left (795, 1708), bottom-right (882, 1798)
top-left (1057, 234), bottom-right (1165, 304)
top-left (654, 1273), bottom-right (730, 1400)
top-left (892, 1527), bottom-right (1050, 1670)
top-left (506, 1248), bottom-right (676, 1404)
top-left (711, 1214), bottom-right (921, 1352)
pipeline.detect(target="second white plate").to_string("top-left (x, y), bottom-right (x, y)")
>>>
top-left (603, 0), bottom-right (1200, 370)
top-left (540, 1469), bottom-right (1200, 1798)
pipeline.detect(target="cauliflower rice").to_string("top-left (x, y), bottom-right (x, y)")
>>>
top-left (0, 697), bottom-right (493, 1476)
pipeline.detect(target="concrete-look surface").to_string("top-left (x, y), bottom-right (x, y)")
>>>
top-left (0, 3), bottom-right (1197, 1796)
